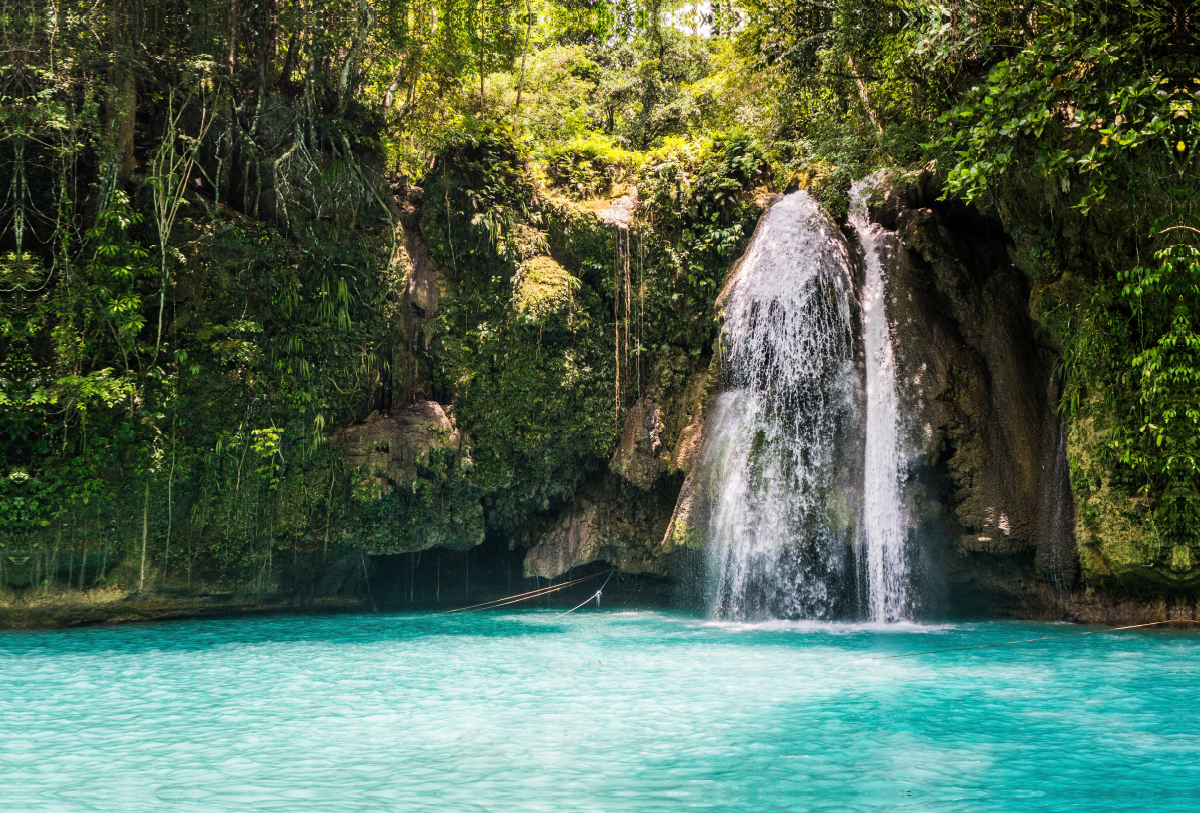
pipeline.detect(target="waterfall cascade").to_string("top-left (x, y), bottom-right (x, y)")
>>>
top-left (701, 187), bottom-right (911, 622)
top-left (850, 181), bottom-right (910, 622)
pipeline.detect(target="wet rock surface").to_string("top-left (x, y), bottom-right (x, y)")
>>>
top-left (527, 181), bottom-right (1084, 615)
top-left (522, 475), bottom-right (679, 579)
top-left (526, 350), bottom-right (706, 579)
top-left (865, 171), bottom-right (1077, 611)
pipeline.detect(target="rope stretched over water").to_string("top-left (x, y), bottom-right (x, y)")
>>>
top-left (434, 571), bottom-right (605, 616)
top-left (855, 619), bottom-right (1200, 662)
top-left (435, 569), bottom-right (616, 616)
top-left (550, 570), bottom-right (617, 619)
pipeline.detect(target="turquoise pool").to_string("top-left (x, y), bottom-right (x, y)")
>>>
top-left (3, 611), bottom-right (1197, 811)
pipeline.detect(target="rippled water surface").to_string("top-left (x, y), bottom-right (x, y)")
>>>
top-left (3, 611), bottom-right (1198, 812)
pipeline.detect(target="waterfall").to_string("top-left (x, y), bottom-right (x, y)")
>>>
top-left (849, 181), bottom-right (910, 622)
top-left (699, 188), bottom-right (911, 622)
top-left (701, 193), bottom-right (859, 620)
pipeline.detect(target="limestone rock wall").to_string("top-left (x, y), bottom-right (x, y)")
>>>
top-left (522, 350), bottom-right (707, 578)
top-left (343, 172), bottom-right (1177, 619)
top-left (342, 402), bottom-right (466, 496)
top-left (341, 401), bottom-right (483, 553)
top-left (866, 172), bottom-right (1076, 610)
top-left (519, 179), bottom-right (1079, 605)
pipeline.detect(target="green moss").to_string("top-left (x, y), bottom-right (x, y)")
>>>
top-left (512, 256), bottom-right (580, 323)
top-left (1068, 407), bottom-right (1200, 591)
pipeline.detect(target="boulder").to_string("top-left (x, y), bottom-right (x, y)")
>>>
top-left (610, 397), bottom-right (665, 490)
top-left (342, 402), bottom-right (466, 498)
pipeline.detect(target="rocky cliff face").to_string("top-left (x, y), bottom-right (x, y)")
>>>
top-left (515, 175), bottom-right (1080, 615)
top-left (868, 171), bottom-right (1200, 615)
top-left (342, 403), bottom-right (483, 552)
top-left (339, 196), bottom-right (486, 555)
top-left (338, 170), bottom-right (1188, 620)
top-left (991, 171), bottom-right (1200, 598)
top-left (522, 349), bottom-right (709, 578)
top-left (342, 402), bottom-right (466, 498)
top-left (865, 172), bottom-right (1075, 614)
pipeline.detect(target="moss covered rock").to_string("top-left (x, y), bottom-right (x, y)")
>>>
top-left (512, 256), bottom-right (579, 323)
top-left (1069, 406), bottom-right (1200, 591)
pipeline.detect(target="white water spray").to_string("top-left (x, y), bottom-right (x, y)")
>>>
top-left (849, 181), bottom-right (909, 622)
top-left (700, 187), bottom-right (911, 622)
top-left (702, 193), bottom-right (859, 620)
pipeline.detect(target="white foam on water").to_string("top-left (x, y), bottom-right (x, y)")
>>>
top-left (699, 619), bottom-right (956, 635)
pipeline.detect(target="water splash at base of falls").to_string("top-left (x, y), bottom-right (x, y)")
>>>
top-left (700, 188), bottom-right (911, 622)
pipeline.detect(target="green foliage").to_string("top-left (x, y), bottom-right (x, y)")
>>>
top-left (422, 123), bottom-right (533, 271)
top-left (1122, 247), bottom-right (1200, 478)
top-left (4, 0), bottom-right (1196, 598)
top-left (590, 21), bottom-right (714, 150)
top-left (731, 0), bottom-right (937, 212)
top-left (489, 43), bottom-right (599, 145)
top-left (635, 133), bottom-right (769, 349)
top-left (85, 193), bottom-right (152, 361)
top-left (934, 0), bottom-right (1197, 213)
top-left (422, 127), bottom-right (614, 531)
top-left (1058, 243), bottom-right (1200, 541)
top-left (542, 133), bottom-right (641, 198)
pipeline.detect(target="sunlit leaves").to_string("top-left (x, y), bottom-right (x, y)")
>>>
top-left (934, 0), bottom-right (1197, 211)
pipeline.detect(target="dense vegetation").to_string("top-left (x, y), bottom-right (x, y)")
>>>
top-left (1, 1), bottom-right (1196, 599)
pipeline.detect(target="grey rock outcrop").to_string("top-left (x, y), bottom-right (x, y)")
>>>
top-left (523, 486), bottom-right (667, 579)
top-left (342, 402), bottom-right (484, 552)
top-left (523, 352), bottom-right (707, 578)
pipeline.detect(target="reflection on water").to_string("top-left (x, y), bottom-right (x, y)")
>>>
top-left (3, 611), bottom-right (1198, 812)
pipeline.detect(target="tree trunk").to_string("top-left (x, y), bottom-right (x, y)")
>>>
top-left (846, 54), bottom-right (884, 135)
top-left (336, 0), bottom-right (375, 117)
top-left (512, 0), bottom-right (533, 131)
top-left (139, 479), bottom-right (150, 593)
top-left (165, 426), bottom-right (175, 582)
top-left (217, 124), bottom-right (233, 208)
top-left (112, 72), bottom-right (137, 181)
top-left (228, 0), bottom-right (241, 75)
top-left (280, 32), bottom-right (298, 85)
top-left (477, 4), bottom-right (487, 112)
top-left (104, 0), bottom-right (137, 184)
